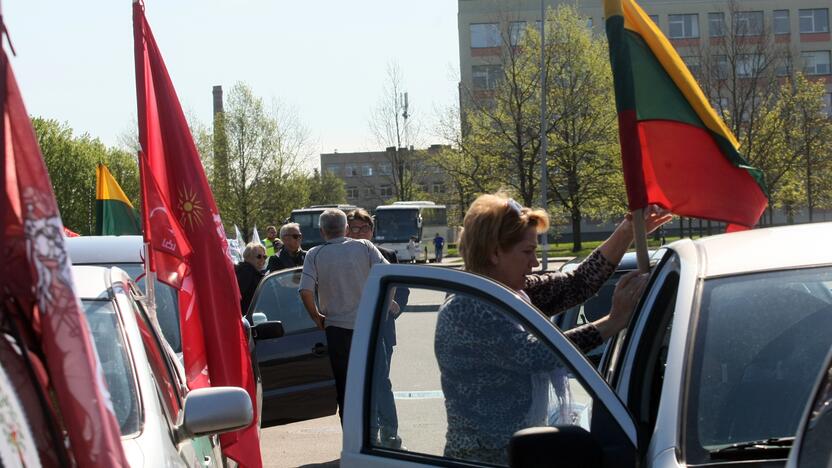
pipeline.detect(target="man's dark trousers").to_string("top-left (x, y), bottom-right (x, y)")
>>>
top-left (325, 326), bottom-right (354, 423)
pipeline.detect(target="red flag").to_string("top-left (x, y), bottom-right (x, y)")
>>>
top-left (0, 37), bottom-right (127, 467)
top-left (133, 3), bottom-right (261, 467)
top-left (62, 226), bottom-right (80, 237)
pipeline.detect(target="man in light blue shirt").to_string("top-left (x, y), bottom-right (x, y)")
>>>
top-left (299, 208), bottom-right (387, 422)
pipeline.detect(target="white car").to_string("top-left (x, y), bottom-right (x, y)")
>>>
top-left (74, 266), bottom-right (252, 466)
top-left (337, 222), bottom-right (832, 467)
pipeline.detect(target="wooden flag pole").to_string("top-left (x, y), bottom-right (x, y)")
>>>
top-left (632, 208), bottom-right (650, 273)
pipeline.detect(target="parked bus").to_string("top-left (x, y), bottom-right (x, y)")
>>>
top-left (374, 201), bottom-right (454, 262)
top-left (289, 204), bottom-right (358, 250)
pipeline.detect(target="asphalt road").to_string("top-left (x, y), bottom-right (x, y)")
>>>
top-left (260, 257), bottom-right (571, 467)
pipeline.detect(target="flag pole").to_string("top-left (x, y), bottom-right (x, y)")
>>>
top-left (632, 209), bottom-right (650, 272)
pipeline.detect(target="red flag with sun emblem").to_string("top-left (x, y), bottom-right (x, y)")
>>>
top-left (133, 2), bottom-right (261, 466)
top-left (0, 27), bottom-right (127, 467)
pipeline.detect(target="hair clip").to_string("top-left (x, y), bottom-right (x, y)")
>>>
top-left (506, 198), bottom-right (523, 216)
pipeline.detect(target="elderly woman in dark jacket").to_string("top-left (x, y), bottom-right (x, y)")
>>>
top-left (235, 242), bottom-right (266, 315)
top-left (435, 193), bottom-right (671, 464)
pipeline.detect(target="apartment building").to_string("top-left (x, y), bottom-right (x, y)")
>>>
top-left (459, 0), bottom-right (831, 113)
top-left (320, 145), bottom-right (451, 210)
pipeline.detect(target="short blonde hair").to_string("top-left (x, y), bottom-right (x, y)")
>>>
top-left (243, 242), bottom-right (265, 262)
top-left (460, 193), bottom-right (549, 274)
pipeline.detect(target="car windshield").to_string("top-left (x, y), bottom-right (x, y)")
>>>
top-left (375, 209), bottom-right (419, 243)
top-left (686, 267), bottom-right (832, 463)
top-left (81, 299), bottom-right (141, 437)
top-left (291, 212), bottom-right (324, 249)
top-left (102, 263), bottom-right (181, 354)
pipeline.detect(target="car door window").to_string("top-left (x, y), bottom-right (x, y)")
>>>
top-left (251, 269), bottom-right (317, 334)
top-left (365, 282), bottom-right (596, 466)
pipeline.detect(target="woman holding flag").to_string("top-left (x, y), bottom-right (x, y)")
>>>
top-left (435, 192), bottom-right (670, 464)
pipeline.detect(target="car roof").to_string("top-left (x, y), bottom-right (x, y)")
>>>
top-left (681, 222), bottom-right (832, 278)
top-left (72, 265), bottom-right (132, 300)
top-left (67, 235), bottom-right (144, 265)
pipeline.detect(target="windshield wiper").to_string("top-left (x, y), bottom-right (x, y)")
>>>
top-left (710, 437), bottom-right (794, 460)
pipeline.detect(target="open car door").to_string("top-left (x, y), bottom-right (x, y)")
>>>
top-left (341, 264), bottom-right (640, 467)
top-left (248, 267), bottom-right (336, 427)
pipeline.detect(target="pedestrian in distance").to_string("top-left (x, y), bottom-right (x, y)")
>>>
top-left (435, 193), bottom-right (671, 464)
top-left (346, 209), bottom-right (407, 449)
top-left (406, 236), bottom-right (418, 263)
top-left (263, 225), bottom-right (282, 258)
top-left (268, 222), bottom-right (306, 272)
top-left (298, 209), bottom-right (388, 423)
top-left (433, 232), bottom-right (445, 263)
top-left (235, 242), bottom-right (267, 316)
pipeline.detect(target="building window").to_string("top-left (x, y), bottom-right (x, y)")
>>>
top-left (586, 17), bottom-right (593, 29)
top-left (682, 55), bottom-right (701, 76)
top-left (471, 23), bottom-right (500, 48)
top-left (325, 164), bottom-right (340, 176)
top-left (472, 65), bottom-right (503, 90)
top-left (346, 186), bottom-right (359, 199)
top-left (822, 93), bottom-right (832, 116)
top-left (378, 162), bottom-right (392, 175)
top-left (801, 50), bottom-right (831, 75)
top-left (344, 164), bottom-right (358, 177)
top-left (799, 9), bottom-right (829, 33)
top-left (736, 54), bottom-right (765, 78)
top-left (714, 55), bottom-right (730, 79)
top-left (364, 186), bottom-right (376, 197)
top-left (773, 10), bottom-right (790, 35)
top-left (379, 185), bottom-right (394, 198)
top-left (775, 57), bottom-right (792, 77)
top-left (432, 183), bottom-right (446, 194)
top-left (708, 12), bottom-right (725, 37)
top-left (509, 21), bottom-right (526, 46)
top-left (734, 11), bottom-right (763, 36)
top-left (669, 14), bottom-right (699, 39)
top-left (649, 14), bottom-right (659, 25)
top-left (361, 164), bottom-right (373, 177)
top-left (418, 183), bottom-right (429, 193)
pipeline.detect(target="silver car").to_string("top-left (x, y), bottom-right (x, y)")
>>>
top-left (335, 221), bottom-right (832, 467)
top-left (74, 266), bottom-right (252, 467)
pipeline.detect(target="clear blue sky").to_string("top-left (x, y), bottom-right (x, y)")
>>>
top-left (6, 1), bottom-right (460, 166)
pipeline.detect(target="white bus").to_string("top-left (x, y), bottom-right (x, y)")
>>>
top-left (374, 201), bottom-right (454, 262)
top-left (289, 204), bottom-right (358, 250)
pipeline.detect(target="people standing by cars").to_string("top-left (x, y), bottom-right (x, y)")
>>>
top-left (235, 242), bottom-right (267, 316)
top-left (263, 225), bottom-right (282, 258)
top-left (346, 209), bottom-right (407, 448)
top-left (298, 209), bottom-right (388, 423)
top-left (268, 222), bottom-right (306, 272)
top-left (433, 233), bottom-right (445, 263)
top-left (435, 193), bottom-right (670, 464)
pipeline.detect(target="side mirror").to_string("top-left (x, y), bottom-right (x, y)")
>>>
top-left (253, 320), bottom-right (284, 341)
top-left (178, 387), bottom-right (252, 438)
top-left (509, 426), bottom-right (602, 468)
top-left (252, 312), bottom-right (268, 326)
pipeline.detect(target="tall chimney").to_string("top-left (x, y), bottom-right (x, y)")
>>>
top-left (212, 85), bottom-right (224, 115)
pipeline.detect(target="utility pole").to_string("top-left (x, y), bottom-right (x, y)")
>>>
top-left (539, 0), bottom-right (549, 271)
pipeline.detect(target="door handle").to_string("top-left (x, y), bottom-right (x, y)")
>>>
top-left (312, 343), bottom-right (327, 356)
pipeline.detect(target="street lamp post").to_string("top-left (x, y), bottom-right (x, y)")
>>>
top-left (539, 0), bottom-right (549, 271)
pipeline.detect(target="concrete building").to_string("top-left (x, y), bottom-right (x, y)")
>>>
top-left (320, 145), bottom-right (451, 210)
top-left (458, 0), bottom-right (831, 113)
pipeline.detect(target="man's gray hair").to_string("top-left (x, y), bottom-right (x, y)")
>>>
top-left (243, 242), bottom-right (265, 261)
top-left (319, 209), bottom-right (347, 239)
top-left (280, 222), bottom-right (301, 238)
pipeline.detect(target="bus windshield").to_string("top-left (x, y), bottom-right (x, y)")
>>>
top-left (291, 212), bottom-right (324, 249)
top-left (376, 209), bottom-right (419, 243)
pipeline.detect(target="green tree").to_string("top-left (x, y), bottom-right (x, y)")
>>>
top-left (306, 169), bottom-right (347, 206)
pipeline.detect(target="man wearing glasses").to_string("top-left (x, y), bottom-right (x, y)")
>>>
top-left (267, 222), bottom-right (306, 272)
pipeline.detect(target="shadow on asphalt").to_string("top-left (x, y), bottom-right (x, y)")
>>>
top-left (298, 460), bottom-right (339, 468)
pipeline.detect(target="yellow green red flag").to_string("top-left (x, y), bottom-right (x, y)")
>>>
top-left (95, 163), bottom-right (141, 235)
top-left (604, 0), bottom-right (768, 228)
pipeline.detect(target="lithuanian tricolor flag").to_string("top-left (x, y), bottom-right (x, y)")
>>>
top-left (605, 0), bottom-right (768, 228)
top-left (95, 163), bottom-right (141, 235)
